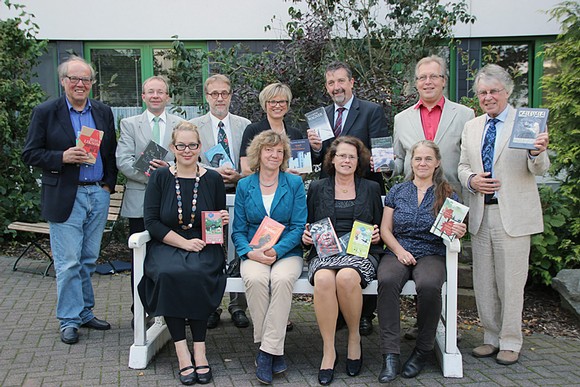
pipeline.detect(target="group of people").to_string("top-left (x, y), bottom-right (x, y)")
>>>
top-left (22, 53), bottom-right (549, 386)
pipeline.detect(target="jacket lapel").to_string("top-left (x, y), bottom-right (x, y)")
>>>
top-left (341, 97), bottom-right (359, 136)
top-left (56, 97), bottom-right (77, 144)
top-left (494, 106), bottom-right (516, 164)
top-left (434, 98), bottom-right (456, 143)
top-left (270, 173), bottom-right (288, 216)
top-left (407, 107), bottom-right (426, 141)
top-left (247, 174), bottom-right (268, 217)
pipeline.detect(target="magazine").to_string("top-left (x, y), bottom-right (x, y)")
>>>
top-left (430, 198), bottom-right (469, 242)
top-left (346, 220), bottom-right (374, 258)
top-left (202, 211), bottom-right (223, 244)
top-left (289, 139), bottom-right (313, 174)
top-left (76, 126), bottom-right (103, 165)
top-left (305, 107), bottom-right (334, 142)
top-left (205, 143), bottom-right (235, 169)
top-left (508, 108), bottom-right (549, 150)
top-left (249, 216), bottom-right (285, 250)
top-left (371, 136), bottom-right (395, 172)
top-left (310, 217), bottom-right (342, 258)
top-left (132, 140), bottom-right (169, 173)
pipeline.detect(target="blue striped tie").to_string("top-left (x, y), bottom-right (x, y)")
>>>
top-left (482, 118), bottom-right (499, 203)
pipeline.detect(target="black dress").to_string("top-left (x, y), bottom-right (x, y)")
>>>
top-left (138, 167), bottom-right (227, 319)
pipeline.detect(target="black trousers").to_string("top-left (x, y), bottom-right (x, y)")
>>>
top-left (377, 255), bottom-right (445, 354)
top-left (165, 316), bottom-right (208, 342)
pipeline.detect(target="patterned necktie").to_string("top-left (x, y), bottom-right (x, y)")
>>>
top-left (481, 118), bottom-right (499, 203)
top-left (333, 107), bottom-right (346, 137)
top-left (217, 121), bottom-right (231, 159)
top-left (152, 116), bottom-right (161, 144)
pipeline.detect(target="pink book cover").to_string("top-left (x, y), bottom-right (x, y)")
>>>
top-left (202, 211), bottom-right (223, 244)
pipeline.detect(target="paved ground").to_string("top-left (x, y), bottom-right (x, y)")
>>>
top-left (1, 255), bottom-right (579, 386)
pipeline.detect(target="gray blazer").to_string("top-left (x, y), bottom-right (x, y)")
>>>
top-left (190, 112), bottom-right (250, 172)
top-left (116, 111), bottom-right (184, 218)
top-left (393, 98), bottom-right (474, 197)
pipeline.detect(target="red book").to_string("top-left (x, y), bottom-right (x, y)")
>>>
top-left (76, 126), bottom-right (104, 165)
top-left (249, 216), bottom-right (285, 250)
top-left (202, 211), bottom-right (223, 244)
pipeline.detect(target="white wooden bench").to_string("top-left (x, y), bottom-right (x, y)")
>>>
top-left (129, 194), bottom-right (463, 377)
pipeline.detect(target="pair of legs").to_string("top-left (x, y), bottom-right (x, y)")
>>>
top-left (314, 268), bottom-right (363, 369)
top-left (165, 317), bottom-right (210, 376)
top-left (49, 185), bottom-right (110, 330)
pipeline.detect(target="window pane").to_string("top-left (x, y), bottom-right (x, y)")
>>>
top-left (90, 48), bottom-right (142, 107)
top-left (482, 43), bottom-right (529, 107)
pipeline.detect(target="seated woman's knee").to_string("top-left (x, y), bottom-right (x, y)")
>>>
top-left (313, 269), bottom-right (337, 291)
top-left (335, 268), bottom-right (361, 291)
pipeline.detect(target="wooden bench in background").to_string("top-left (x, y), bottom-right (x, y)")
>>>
top-left (129, 194), bottom-right (463, 377)
top-left (7, 185), bottom-right (125, 276)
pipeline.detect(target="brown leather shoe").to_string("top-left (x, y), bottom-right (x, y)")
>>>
top-left (472, 344), bottom-right (499, 358)
top-left (496, 350), bottom-right (519, 365)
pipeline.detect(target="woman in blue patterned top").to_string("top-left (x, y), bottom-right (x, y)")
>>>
top-left (376, 140), bottom-right (466, 383)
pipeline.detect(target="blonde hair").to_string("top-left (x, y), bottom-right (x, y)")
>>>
top-left (171, 121), bottom-right (198, 144)
top-left (246, 130), bottom-right (291, 172)
top-left (258, 83), bottom-right (292, 112)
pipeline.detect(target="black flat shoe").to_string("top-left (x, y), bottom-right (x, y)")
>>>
top-left (346, 341), bottom-right (363, 376)
top-left (401, 348), bottom-right (431, 378)
top-left (231, 311), bottom-right (250, 328)
top-left (195, 365), bottom-right (212, 384)
top-left (318, 352), bottom-right (338, 385)
top-left (359, 316), bottom-right (373, 336)
top-left (207, 309), bottom-right (221, 329)
top-left (82, 317), bottom-right (111, 330)
top-left (378, 353), bottom-right (400, 383)
top-left (178, 365), bottom-right (196, 385)
top-left (60, 327), bottom-right (79, 344)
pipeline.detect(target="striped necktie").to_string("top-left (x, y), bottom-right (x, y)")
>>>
top-left (333, 107), bottom-right (346, 137)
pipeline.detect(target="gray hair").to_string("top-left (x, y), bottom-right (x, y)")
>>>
top-left (473, 64), bottom-right (514, 95)
top-left (204, 74), bottom-right (231, 94)
top-left (415, 55), bottom-right (447, 79)
top-left (57, 55), bottom-right (96, 80)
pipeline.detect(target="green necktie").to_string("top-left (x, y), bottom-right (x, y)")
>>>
top-left (152, 116), bottom-right (161, 144)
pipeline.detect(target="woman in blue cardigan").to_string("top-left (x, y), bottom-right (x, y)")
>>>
top-left (232, 130), bottom-right (306, 385)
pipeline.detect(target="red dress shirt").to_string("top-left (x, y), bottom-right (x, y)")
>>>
top-left (415, 96), bottom-right (445, 141)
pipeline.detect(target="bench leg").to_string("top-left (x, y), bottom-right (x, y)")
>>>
top-left (434, 320), bottom-right (463, 377)
top-left (12, 239), bottom-right (54, 276)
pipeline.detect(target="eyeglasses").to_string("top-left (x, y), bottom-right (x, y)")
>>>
top-left (416, 74), bottom-right (445, 82)
top-left (335, 153), bottom-right (357, 161)
top-left (65, 75), bottom-right (95, 86)
top-left (476, 88), bottom-right (505, 97)
top-left (174, 143), bottom-right (200, 151)
top-left (266, 100), bottom-right (288, 107)
top-left (206, 91), bottom-right (231, 99)
top-left (144, 90), bottom-right (167, 96)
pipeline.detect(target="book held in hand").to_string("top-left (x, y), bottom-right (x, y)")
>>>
top-left (205, 143), bottom-right (235, 169)
top-left (249, 216), bottom-right (285, 250)
top-left (371, 136), bottom-right (395, 172)
top-left (133, 140), bottom-right (169, 173)
top-left (430, 198), bottom-right (469, 242)
top-left (305, 107), bottom-right (334, 142)
top-left (288, 139), bottom-right (313, 174)
top-left (508, 108), bottom-right (549, 150)
top-left (310, 217), bottom-right (342, 258)
top-left (76, 126), bottom-right (103, 165)
top-left (202, 211), bottom-right (224, 244)
top-left (346, 220), bottom-right (374, 258)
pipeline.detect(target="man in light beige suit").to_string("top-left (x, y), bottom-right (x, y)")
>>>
top-left (394, 55), bottom-right (474, 198)
top-left (190, 74), bottom-right (251, 329)
top-left (458, 64), bottom-right (550, 366)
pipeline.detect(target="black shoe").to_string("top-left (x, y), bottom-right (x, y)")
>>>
top-left (60, 327), bottom-right (79, 344)
top-left (359, 316), bottom-right (373, 336)
top-left (178, 365), bottom-right (196, 385)
top-left (401, 348), bottom-right (430, 378)
top-left (231, 310), bottom-right (250, 328)
top-left (378, 353), bottom-right (400, 383)
top-left (195, 365), bottom-right (212, 384)
top-left (318, 352), bottom-right (338, 385)
top-left (82, 317), bottom-right (111, 330)
top-left (207, 309), bottom-right (221, 329)
top-left (346, 341), bottom-right (363, 376)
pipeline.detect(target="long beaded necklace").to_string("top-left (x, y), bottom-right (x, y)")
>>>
top-left (174, 165), bottom-right (200, 230)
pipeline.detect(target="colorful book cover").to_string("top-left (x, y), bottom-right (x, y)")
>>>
top-left (371, 136), bottom-right (395, 172)
top-left (508, 108), bottom-right (549, 150)
top-left (249, 216), bottom-right (285, 250)
top-left (289, 139), bottom-right (313, 174)
top-left (132, 140), bottom-right (169, 173)
top-left (205, 143), bottom-right (235, 169)
top-left (346, 220), bottom-right (374, 258)
top-left (202, 211), bottom-right (223, 244)
top-left (76, 126), bottom-right (103, 165)
top-left (430, 197), bottom-right (469, 242)
top-left (305, 107), bottom-right (334, 142)
top-left (310, 217), bottom-right (342, 258)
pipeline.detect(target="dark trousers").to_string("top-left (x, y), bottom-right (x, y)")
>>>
top-left (129, 218), bottom-right (146, 312)
top-left (165, 316), bottom-right (208, 342)
top-left (377, 254), bottom-right (445, 354)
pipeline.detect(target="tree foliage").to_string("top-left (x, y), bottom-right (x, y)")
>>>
top-left (0, 0), bottom-right (47, 241)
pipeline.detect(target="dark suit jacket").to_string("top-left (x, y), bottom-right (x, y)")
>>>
top-left (22, 96), bottom-right (118, 222)
top-left (306, 176), bottom-right (384, 268)
top-left (313, 96), bottom-right (389, 191)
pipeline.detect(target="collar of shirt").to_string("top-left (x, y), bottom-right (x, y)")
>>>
top-left (334, 95), bottom-right (354, 129)
top-left (483, 105), bottom-right (510, 140)
top-left (414, 95), bottom-right (445, 111)
top-left (415, 96), bottom-right (445, 141)
top-left (66, 98), bottom-right (92, 114)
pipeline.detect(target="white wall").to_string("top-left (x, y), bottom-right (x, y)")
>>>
top-left (10, 0), bottom-right (561, 40)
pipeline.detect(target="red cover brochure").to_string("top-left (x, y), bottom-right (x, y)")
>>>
top-left (202, 211), bottom-right (223, 244)
top-left (76, 126), bottom-right (103, 165)
top-left (249, 216), bottom-right (285, 250)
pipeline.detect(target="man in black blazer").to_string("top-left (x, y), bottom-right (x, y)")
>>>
top-left (22, 56), bottom-right (118, 345)
top-left (308, 61), bottom-right (389, 336)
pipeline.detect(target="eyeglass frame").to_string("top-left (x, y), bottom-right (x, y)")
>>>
top-left (206, 91), bottom-right (231, 99)
top-left (415, 74), bottom-right (445, 82)
top-left (266, 100), bottom-right (289, 107)
top-left (64, 75), bottom-right (95, 86)
top-left (334, 153), bottom-right (358, 161)
top-left (476, 88), bottom-right (506, 97)
top-left (174, 142), bottom-right (200, 151)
